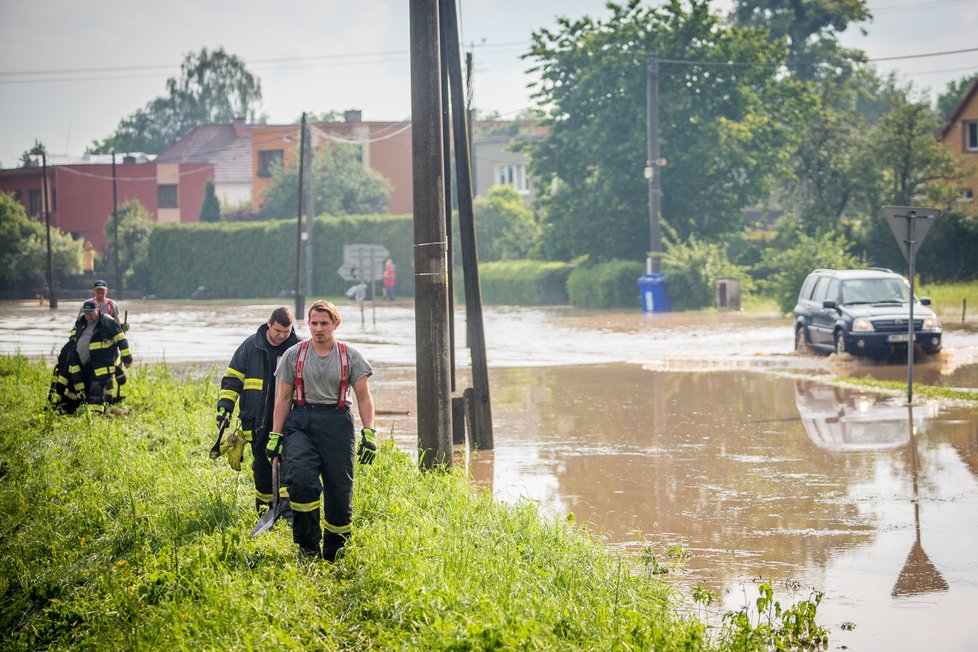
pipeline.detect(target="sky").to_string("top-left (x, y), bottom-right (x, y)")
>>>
top-left (1, 0), bottom-right (977, 169)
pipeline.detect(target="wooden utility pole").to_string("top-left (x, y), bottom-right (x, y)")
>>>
top-left (440, 0), bottom-right (494, 449)
top-left (439, 32), bottom-right (456, 390)
top-left (40, 149), bottom-right (57, 309)
top-left (111, 150), bottom-right (119, 289)
top-left (295, 113), bottom-right (306, 318)
top-left (304, 123), bottom-right (315, 297)
top-left (411, 0), bottom-right (454, 468)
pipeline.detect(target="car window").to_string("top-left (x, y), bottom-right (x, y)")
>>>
top-left (841, 278), bottom-right (910, 304)
top-left (811, 276), bottom-right (831, 302)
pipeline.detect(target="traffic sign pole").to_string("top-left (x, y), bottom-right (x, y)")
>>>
top-left (882, 206), bottom-right (940, 405)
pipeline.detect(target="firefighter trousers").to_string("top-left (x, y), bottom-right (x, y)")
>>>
top-left (283, 405), bottom-right (355, 558)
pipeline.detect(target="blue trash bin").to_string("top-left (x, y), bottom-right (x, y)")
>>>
top-left (637, 273), bottom-right (671, 312)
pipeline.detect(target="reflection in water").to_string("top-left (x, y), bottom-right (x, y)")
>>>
top-left (794, 380), bottom-right (935, 451)
top-left (893, 406), bottom-right (948, 598)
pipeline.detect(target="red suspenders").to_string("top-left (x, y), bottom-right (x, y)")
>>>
top-left (293, 340), bottom-right (349, 408)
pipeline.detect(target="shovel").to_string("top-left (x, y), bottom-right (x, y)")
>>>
top-left (250, 455), bottom-right (283, 537)
top-left (208, 416), bottom-right (231, 459)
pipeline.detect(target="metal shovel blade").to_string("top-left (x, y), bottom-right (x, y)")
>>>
top-left (249, 503), bottom-right (282, 537)
top-left (249, 455), bottom-right (282, 538)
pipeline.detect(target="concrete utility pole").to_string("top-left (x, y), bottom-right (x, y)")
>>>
top-left (440, 0), bottom-right (494, 450)
top-left (295, 113), bottom-right (306, 319)
top-left (410, 0), bottom-right (454, 468)
top-left (645, 51), bottom-right (663, 274)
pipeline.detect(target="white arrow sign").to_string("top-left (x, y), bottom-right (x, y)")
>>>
top-left (341, 244), bottom-right (389, 281)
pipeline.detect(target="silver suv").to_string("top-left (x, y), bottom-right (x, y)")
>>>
top-left (793, 268), bottom-right (942, 357)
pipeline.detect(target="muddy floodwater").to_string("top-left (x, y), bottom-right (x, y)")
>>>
top-left (4, 299), bottom-right (978, 650)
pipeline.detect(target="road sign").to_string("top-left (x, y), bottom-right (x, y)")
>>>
top-left (883, 206), bottom-right (940, 263)
top-left (337, 245), bottom-right (389, 282)
top-left (881, 205), bottom-right (941, 405)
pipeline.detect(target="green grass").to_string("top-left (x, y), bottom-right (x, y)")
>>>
top-left (835, 376), bottom-right (978, 403)
top-left (915, 280), bottom-right (978, 320)
top-left (0, 355), bottom-right (822, 650)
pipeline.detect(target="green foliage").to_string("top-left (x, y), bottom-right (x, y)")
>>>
top-left (102, 200), bottom-right (153, 290)
top-left (566, 259), bottom-right (644, 308)
top-left (470, 260), bottom-right (575, 305)
top-left (91, 47), bottom-right (262, 154)
top-left (865, 95), bottom-right (963, 211)
top-left (660, 236), bottom-right (751, 310)
top-left (731, 0), bottom-right (870, 82)
top-left (198, 180), bottom-right (221, 223)
top-left (0, 354), bottom-right (781, 651)
top-left (526, 1), bottom-right (805, 260)
top-left (147, 214), bottom-right (413, 299)
top-left (755, 217), bottom-right (864, 314)
top-left (473, 186), bottom-right (540, 261)
top-left (0, 191), bottom-right (83, 289)
top-left (721, 582), bottom-right (828, 651)
top-left (259, 142), bottom-right (390, 219)
top-left (935, 73), bottom-right (978, 123)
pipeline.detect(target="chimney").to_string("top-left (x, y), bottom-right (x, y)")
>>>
top-left (344, 110), bottom-right (362, 124)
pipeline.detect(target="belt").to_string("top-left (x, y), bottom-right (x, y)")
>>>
top-left (295, 403), bottom-right (344, 410)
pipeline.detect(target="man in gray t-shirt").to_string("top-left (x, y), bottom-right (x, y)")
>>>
top-left (269, 299), bottom-right (377, 561)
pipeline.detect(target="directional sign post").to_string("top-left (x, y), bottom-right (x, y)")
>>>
top-left (882, 206), bottom-right (940, 404)
top-left (338, 245), bottom-right (389, 327)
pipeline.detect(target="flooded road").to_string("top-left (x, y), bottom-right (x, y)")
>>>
top-left (4, 299), bottom-right (978, 649)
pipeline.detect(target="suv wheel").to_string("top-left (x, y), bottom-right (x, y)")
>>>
top-left (795, 327), bottom-right (808, 353)
top-left (834, 331), bottom-right (847, 356)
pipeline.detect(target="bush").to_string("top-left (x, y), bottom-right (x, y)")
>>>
top-left (567, 259), bottom-right (645, 308)
top-left (148, 214), bottom-right (413, 299)
top-left (469, 260), bottom-right (574, 305)
top-left (757, 229), bottom-right (865, 314)
top-left (660, 237), bottom-right (751, 310)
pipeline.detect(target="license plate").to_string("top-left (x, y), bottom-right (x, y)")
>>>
top-left (888, 333), bottom-right (910, 343)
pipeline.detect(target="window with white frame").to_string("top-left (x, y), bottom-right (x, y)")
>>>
top-left (158, 184), bottom-right (178, 208)
top-left (966, 121), bottom-right (978, 151)
top-left (959, 187), bottom-right (974, 202)
top-left (494, 163), bottom-right (529, 194)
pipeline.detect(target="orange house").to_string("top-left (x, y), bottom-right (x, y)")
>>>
top-left (251, 111), bottom-right (414, 214)
top-left (939, 76), bottom-right (978, 215)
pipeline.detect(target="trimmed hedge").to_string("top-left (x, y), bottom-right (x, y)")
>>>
top-left (567, 259), bottom-right (645, 309)
top-left (460, 260), bottom-right (575, 306)
top-left (148, 215), bottom-right (413, 299)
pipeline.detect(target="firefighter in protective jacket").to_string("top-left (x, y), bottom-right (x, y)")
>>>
top-left (50, 300), bottom-right (132, 414)
top-left (216, 307), bottom-right (299, 513)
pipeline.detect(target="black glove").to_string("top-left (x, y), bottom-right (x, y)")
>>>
top-left (357, 428), bottom-right (377, 465)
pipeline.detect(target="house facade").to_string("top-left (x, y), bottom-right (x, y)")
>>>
top-left (156, 122), bottom-right (254, 208)
top-left (250, 112), bottom-right (414, 214)
top-left (0, 159), bottom-right (212, 249)
top-left (939, 76), bottom-right (978, 215)
top-left (471, 120), bottom-right (546, 203)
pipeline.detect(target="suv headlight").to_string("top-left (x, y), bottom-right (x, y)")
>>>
top-left (852, 318), bottom-right (874, 332)
top-left (922, 315), bottom-right (941, 331)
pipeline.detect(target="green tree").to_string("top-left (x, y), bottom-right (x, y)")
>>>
top-left (473, 186), bottom-right (539, 261)
top-left (659, 235), bottom-right (751, 310)
top-left (756, 217), bottom-right (863, 313)
top-left (259, 142), bottom-right (390, 218)
top-left (92, 48), bottom-right (262, 154)
top-left (0, 192), bottom-right (82, 289)
top-left (525, 0), bottom-right (804, 261)
top-left (935, 73), bottom-right (978, 123)
top-left (731, 0), bottom-right (871, 82)
top-left (102, 201), bottom-right (153, 290)
top-left (199, 180), bottom-right (221, 222)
